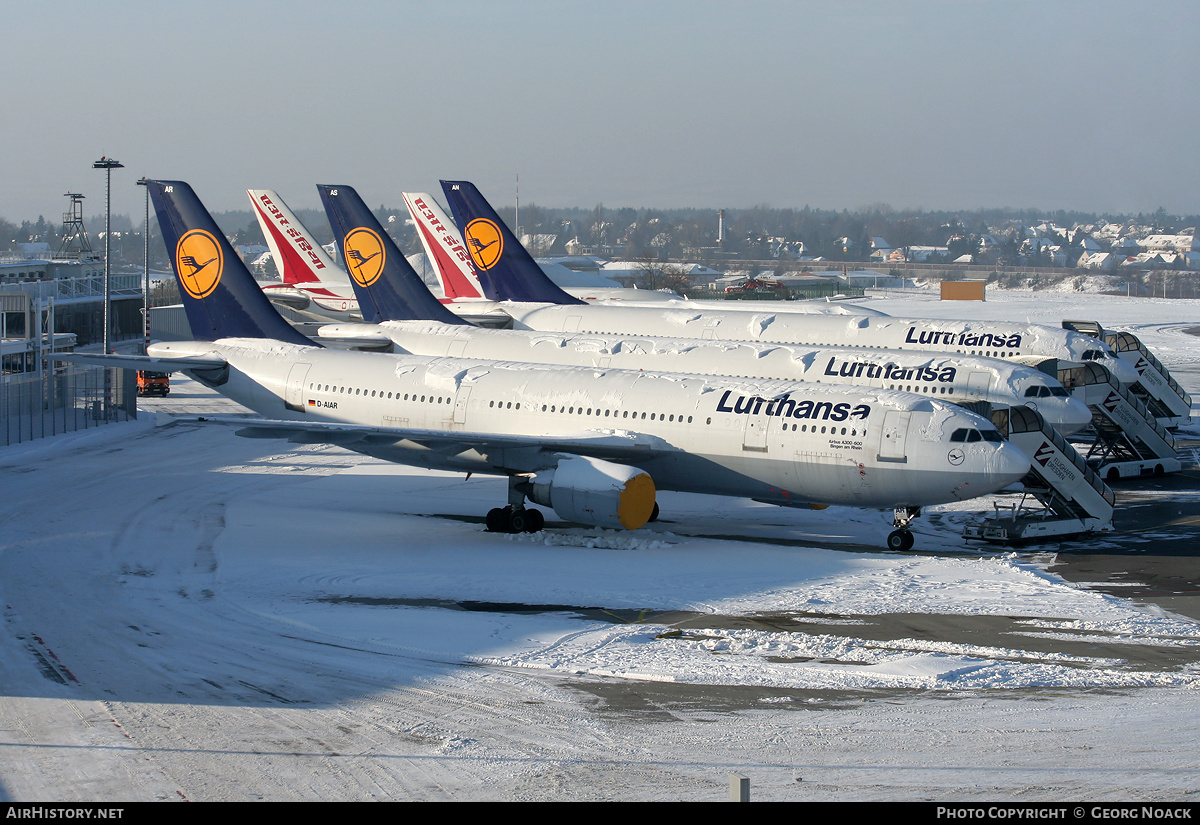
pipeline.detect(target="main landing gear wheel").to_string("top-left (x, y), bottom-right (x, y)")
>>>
top-left (486, 505), bottom-right (544, 534)
top-left (887, 530), bottom-right (915, 551)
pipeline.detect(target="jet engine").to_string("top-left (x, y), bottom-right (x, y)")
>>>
top-left (526, 456), bottom-right (656, 530)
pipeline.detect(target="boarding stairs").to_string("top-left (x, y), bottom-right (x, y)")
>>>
top-left (1058, 361), bottom-right (1180, 480)
top-left (1062, 321), bottom-right (1192, 428)
top-left (964, 405), bottom-right (1115, 543)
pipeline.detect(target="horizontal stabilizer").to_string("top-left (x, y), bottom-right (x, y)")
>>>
top-left (53, 352), bottom-right (228, 372)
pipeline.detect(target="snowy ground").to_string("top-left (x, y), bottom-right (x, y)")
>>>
top-left (1, 288), bottom-right (1199, 801)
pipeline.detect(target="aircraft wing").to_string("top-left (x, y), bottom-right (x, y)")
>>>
top-left (224, 417), bottom-right (666, 472)
top-left (53, 352), bottom-right (228, 372)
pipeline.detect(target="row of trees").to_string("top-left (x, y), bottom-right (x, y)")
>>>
top-left (5, 202), bottom-right (1198, 271)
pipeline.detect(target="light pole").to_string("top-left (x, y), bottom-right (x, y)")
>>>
top-left (92, 156), bottom-right (123, 354)
top-left (136, 177), bottom-right (149, 354)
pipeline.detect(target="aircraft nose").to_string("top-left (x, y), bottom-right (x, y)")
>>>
top-left (1058, 397), bottom-right (1094, 436)
top-left (996, 440), bottom-right (1032, 484)
top-left (1108, 356), bottom-right (1141, 386)
top-left (970, 440), bottom-right (1030, 491)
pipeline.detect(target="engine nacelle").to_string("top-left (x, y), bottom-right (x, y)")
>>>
top-left (527, 456), bottom-right (656, 530)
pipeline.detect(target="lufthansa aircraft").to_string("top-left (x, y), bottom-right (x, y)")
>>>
top-left (65, 181), bottom-right (1030, 550)
top-left (438, 181), bottom-right (1142, 386)
top-left (317, 184), bottom-right (1092, 437)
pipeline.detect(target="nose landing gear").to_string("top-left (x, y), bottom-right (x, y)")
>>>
top-left (887, 506), bottom-right (921, 551)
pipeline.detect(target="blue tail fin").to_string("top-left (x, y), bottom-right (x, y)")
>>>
top-left (317, 185), bottom-right (469, 325)
top-left (148, 180), bottom-right (314, 345)
top-left (440, 180), bottom-right (584, 305)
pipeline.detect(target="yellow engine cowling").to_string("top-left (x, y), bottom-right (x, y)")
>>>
top-left (528, 456), bottom-right (656, 530)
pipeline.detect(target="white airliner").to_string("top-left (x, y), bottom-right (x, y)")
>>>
top-left (319, 320), bottom-right (1093, 437)
top-left (318, 184), bottom-right (1092, 437)
top-left (63, 180), bottom-right (1030, 550)
top-left (249, 188), bottom-right (359, 322)
top-left (438, 180), bottom-right (1142, 386)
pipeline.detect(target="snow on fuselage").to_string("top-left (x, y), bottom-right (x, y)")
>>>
top-left (495, 302), bottom-right (1142, 385)
top-left (566, 294), bottom-right (889, 316)
top-left (152, 338), bottom-right (1030, 510)
top-left (319, 320), bottom-right (1093, 436)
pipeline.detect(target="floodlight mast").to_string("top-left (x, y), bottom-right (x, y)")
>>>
top-left (92, 156), bottom-right (123, 354)
top-left (136, 177), bottom-right (149, 354)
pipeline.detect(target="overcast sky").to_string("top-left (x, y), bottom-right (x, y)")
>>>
top-left (5, 0), bottom-right (1198, 227)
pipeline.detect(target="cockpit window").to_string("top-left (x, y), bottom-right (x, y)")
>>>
top-left (1024, 385), bottom-right (1069, 398)
top-left (951, 427), bottom-right (1004, 443)
top-left (1082, 350), bottom-right (1104, 361)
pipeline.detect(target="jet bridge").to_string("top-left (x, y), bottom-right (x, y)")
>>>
top-left (1062, 320), bottom-right (1192, 427)
top-left (1059, 361), bottom-right (1181, 480)
top-left (964, 406), bottom-right (1115, 543)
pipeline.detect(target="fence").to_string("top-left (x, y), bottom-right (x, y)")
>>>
top-left (1, 366), bottom-right (137, 447)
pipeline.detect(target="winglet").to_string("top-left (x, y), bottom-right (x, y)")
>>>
top-left (440, 180), bottom-right (584, 305)
top-left (317, 184), bottom-right (469, 325)
top-left (148, 180), bottom-right (313, 345)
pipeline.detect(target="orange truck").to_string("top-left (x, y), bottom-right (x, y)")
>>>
top-left (136, 370), bottom-right (170, 397)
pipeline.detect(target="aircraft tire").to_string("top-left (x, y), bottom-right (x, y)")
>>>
top-left (507, 509), bottom-right (528, 533)
top-left (486, 507), bottom-right (507, 532)
top-left (522, 508), bottom-right (544, 533)
top-left (887, 530), bottom-right (914, 551)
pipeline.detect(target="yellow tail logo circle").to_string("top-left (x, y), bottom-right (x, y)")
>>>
top-left (175, 230), bottom-right (223, 299)
top-left (464, 219), bottom-right (504, 271)
top-left (344, 227), bottom-right (387, 287)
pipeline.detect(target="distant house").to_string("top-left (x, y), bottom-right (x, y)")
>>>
top-left (905, 246), bottom-right (949, 263)
top-left (15, 242), bottom-right (51, 257)
top-left (520, 233), bottom-right (559, 256)
top-left (235, 243), bottom-right (269, 268)
top-left (868, 237), bottom-right (894, 261)
top-left (1140, 234), bottom-right (1198, 254)
top-left (1121, 251), bottom-right (1176, 269)
top-left (1077, 251), bottom-right (1117, 270)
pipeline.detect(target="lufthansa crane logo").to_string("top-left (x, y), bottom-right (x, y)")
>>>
top-left (175, 230), bottom-right (223, 299)
top-left (463, 218), bottom-right (504, 271)
top-left (343, 227), bottom-right (386, 287)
